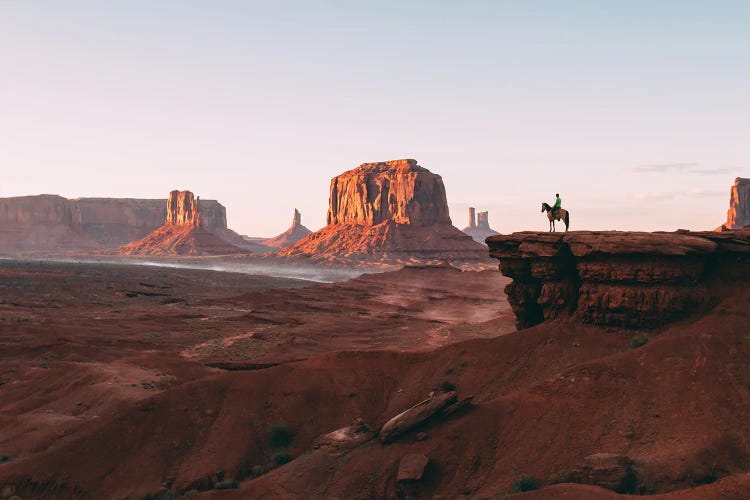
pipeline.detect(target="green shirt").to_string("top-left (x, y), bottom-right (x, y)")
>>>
top-left (554, 197), bottom-right (562, 208)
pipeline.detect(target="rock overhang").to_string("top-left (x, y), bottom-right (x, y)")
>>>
top-left (487, 230), bottom-right (750, 329)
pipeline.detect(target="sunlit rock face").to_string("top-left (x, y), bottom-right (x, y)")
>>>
top-left (281, 159), bottom-right (488, 265)
top-left (165, 190), bottom-right (200, 227)
top-left (0, 193), bottom-right (235, 252)
top-left (326, 159), bottom-right (451, 227)
top-left (720, 178), bottom-right (750, 230)
top-left (119, 190), bottom-right (245, 256)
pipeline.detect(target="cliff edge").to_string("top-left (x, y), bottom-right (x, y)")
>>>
top-left (487, 230), bottom-right (750, 329)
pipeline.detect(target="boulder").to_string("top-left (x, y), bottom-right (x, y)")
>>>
top-left (570, 453), bottom-right (636, 493)
top-left (312, 418), bottom-right (373, 456)
top-left (379, 391), bottom-right (457, 443)
top-left (397, 454), bottom-right (430, 482)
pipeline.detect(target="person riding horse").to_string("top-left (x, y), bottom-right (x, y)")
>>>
top-left (541, 194), bottom-right (569, 232)
top-left (552, 193), bottom-right (562, 216)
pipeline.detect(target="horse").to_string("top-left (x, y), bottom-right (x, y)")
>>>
top-left (541, 203), bottom-right (570, 232)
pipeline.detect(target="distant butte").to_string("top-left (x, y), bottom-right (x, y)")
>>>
top-left (119, 190), bottom-right (245, 256)
top-left (262, 209), bottom-right (312, 249)
top-left (280, 159), bottom-right (488, 265)
top-left (462, 207), bottom-right (500, 244)
top-left (0, 193), bottom-right (254, 253)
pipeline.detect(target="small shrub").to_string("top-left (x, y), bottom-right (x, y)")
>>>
top-left (9, 496), bottom-right (23, 500)
top-left (440, 380), bottom-right (456, 392)
top-left (268, 424), bottom-right (294, 447)
top-left (214, 478), bottom-right (238, 490)
top-left (549, 470), bottom-right (574, 484)
top-left (272, 452), bottom-right (292, 466)
top-left (183, 491), bottom-right (199, 498)
top-left (511, 475), bottom-right (540, 492)
top-left (251, 465), bottom-right (264, 477)
top-left (629, 333), bottom-right (649, 349)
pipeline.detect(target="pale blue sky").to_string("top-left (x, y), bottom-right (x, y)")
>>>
top-left (1, 1), bottom-right (748, 235)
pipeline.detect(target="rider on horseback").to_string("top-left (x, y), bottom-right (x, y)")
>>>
top-left (552, 193), bottom-right (562, 216)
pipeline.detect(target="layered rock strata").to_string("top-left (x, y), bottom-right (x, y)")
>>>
top-left (326, 159), bottom-right (451, 226)
top-left (281, 160), bottom-right (487, 264)
top-left (0, 194), bottom-right (239, 252)
top-left (487, 230), bottom-right (750, 329)
top-left (718, 177), bottom-right (750, 230)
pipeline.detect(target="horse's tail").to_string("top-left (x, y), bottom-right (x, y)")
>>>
top-left (564, 210), bottom-right (570, 230)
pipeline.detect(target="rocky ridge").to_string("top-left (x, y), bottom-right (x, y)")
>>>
top-left (0, 194), bottom-right (244, 252)
top-left (487, 230), bottom-right (750, 329)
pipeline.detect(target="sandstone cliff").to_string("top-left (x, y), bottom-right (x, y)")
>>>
top-left (487, 230), bottom-right (750, 329)
top-left (327, 159), bottom-right (451, 226)
top-left (165, 190), bottom-right (200, 226)
top-left (262, 209), bottom-right (312, 249)
top-left (281, 160), bottom-right (488, 265)
top-left (462, 207), bottom-right (500, 244)
top-left (0, 194), bottom-right (244, 253)
top-left (119, 190), bottom-right (245, 256)
top-left (718, 177), bottom-right (750, 230)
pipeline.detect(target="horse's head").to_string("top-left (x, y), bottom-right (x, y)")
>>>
top-left (541, 203), bottom-right (547, 213)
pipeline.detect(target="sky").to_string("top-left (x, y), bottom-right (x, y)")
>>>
top-left (1, 0), bottom-right (748, 236)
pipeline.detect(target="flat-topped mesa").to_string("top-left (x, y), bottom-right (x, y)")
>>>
top-left (166, 190), bottom-right (200, 227)
top-left (487, 230), bottom-right (750, 329)
top-left (327, 159), bottom-right (451, 227)
top-left (280, 160), bottom-right (487, 264)
top-left (719, 177), bottom-right (750, 230)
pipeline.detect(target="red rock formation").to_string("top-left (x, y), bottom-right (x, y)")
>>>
top-left (327, 159), bottom-right (451, 226)
top-left (281, 160), bottom-right (487, 265)
top-left (462, 207), bottom-right (500, 244)
top-left (166, 190), bottom-right (200, 227)
top-left (119, 190), bottom-right (245, 256)
top-left (719, 177), bottom-right (750, 230)
top-left (262, 209), bottom-right (312, 249)
top-left (0, 194), bottom-right (245, 252)
top-left (487, 230), bottom-right (750, 329)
